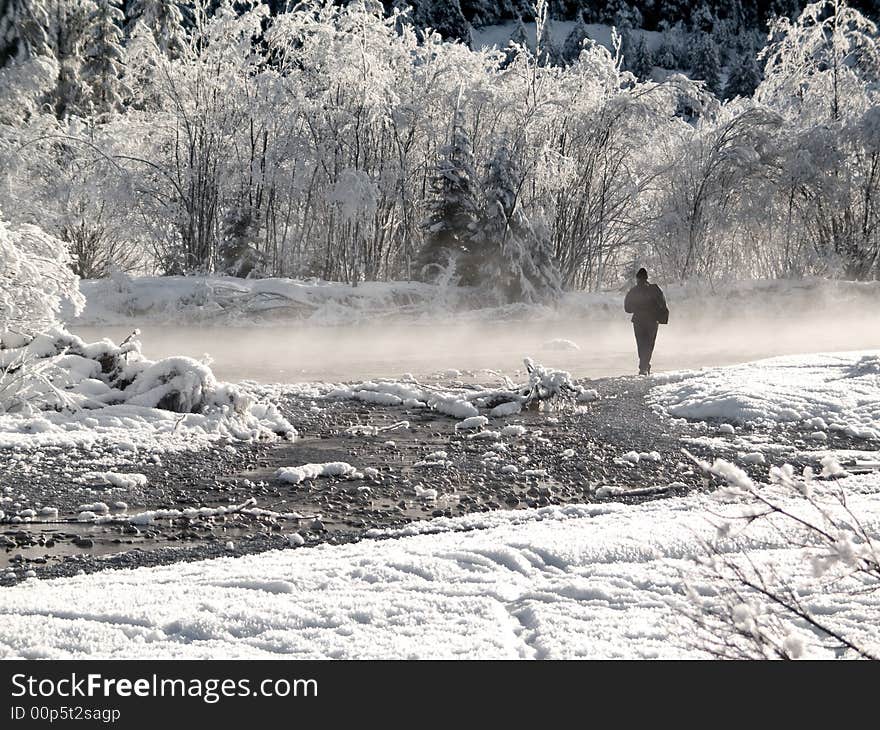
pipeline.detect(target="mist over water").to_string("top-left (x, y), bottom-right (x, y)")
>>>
top-left (72, 308), bottom-right (880, 384)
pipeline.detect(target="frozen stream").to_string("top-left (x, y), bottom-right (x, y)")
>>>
top-left (72, 312), bottom-right (880, 384)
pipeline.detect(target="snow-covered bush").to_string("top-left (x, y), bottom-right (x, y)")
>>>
top-left (0, 214), bottom-right (84, 342)
top-left (0, 326), bottom-right (294, 443)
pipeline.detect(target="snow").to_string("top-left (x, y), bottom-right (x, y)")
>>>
top-left (70, 275), bottom-right (455, 327)
top-left (2, 466), bottom-right (879, 659)
top-left (650, 352), bottom-right (880, 440)
top-left (455, 415), bottom-right (489, 431)
top-left (2, 351), bottom-right (879, 658)
top-left (0, 401), bottom-right (293, 453)
top-left (577, 388), bottom-right (599, 403)
top-left (69, 276), bottom-right (880, 329)
top-left (275, 462), bottom-right (362, 485)
top-left (542, 338), bottom-right (580, 351)
top-left (0, 328), bottom-right (296, 451)
top-left (489, 401), bottom-right (522, 418)
top-left (429, 395), bottom-right (479, 419)
top-left (82, 472), bottom-right (148, 489)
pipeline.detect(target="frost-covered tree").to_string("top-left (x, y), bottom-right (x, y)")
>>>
top-left (410, 0), bottom-right (472, 44)
top-left (756, 1), bottom-right (880, 279)
top-left (648, 106), bottom-right (783, 281)
top-left (0, 0), bottom-right (51, 65)
top-left (418, 110), bottom-right (480, 283)
top-left (691, 32), bottom-right (722, 96)
top-left (0, 212), bottom-right (84, 341)
top-left (83, 0), bottom-right (128, 115)
top-left (562, 12), bottom-right (590, 64)
top-left (477, 138), bottom-right (561, 302)
top-left (758, 0), bottom-right (880, 122)
top-left (127, 0), bottom-right (187, 57)
top-left (723, 45), bottom-right (762, 99)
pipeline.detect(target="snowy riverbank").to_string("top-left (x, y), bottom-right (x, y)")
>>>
top-left (70, 275), bottom-right (880, 328)
top-left (1, 472), bottom-right (878, 659)
top-left (1, 351), bottom-right (878, 658)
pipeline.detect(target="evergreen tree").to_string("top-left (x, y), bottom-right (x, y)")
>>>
top-left (607, 1), bottom-right (641, 68)
top-left (690, 1), bottom-right (715, 33)
top-left (411, 0), bottom-right (472, 45)
top-left (723, 44), bottom-right (762, 99)
top-left (654, 25), bottom-right (682, 70)
top-left (501, 14), bottom-right (530, 66)
top-left (218, 206), bottom-right (264, 278)
top-left (418, 110), bottom-right (480, 283)
top-left (690, 32), bottom-right (721, 97)
top-left (83, 0), bottom-right (128, 115)
top-left (536, 13), bottom-right (561, 66)
top-left (627, 34), bottom-right (653, 78)
top-left (127, 0), bottom-right (187, 57)
top-left (48, 0), bottom-right (96, 119)
top-left (562, 12), bottom-right (590, 63)
top-left (0, 0), bottom-right (51, 66)
top-left (477, 139), bottom-right (561, 303)
top-left (509, 14), bottom-right (530, 49)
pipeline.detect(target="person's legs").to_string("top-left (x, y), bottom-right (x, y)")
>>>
top-left (633, 323), bottom-right (648, 374)
top-left (644, 322), bottom-right (658, 374)
top-left (634, 322), bottom-right (659, 374)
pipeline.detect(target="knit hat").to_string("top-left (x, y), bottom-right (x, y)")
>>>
top-left (636, 267), bottom-right (648, 280)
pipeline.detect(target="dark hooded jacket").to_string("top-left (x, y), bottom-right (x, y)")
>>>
top-left (624, 281), bottom-right (667, 324)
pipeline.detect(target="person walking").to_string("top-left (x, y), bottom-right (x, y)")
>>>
top-left (624, 268), bottom-right (668, 376)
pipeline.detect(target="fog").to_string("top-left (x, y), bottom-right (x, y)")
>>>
top-left (72, 309), bottom-right (880, 384)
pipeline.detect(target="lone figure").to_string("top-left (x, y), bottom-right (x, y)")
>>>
top-left (624, 268), bottom-right (668, 376)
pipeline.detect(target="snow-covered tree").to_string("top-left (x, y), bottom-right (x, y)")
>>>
top-left (83, 0), bottom-right (128, 115)
top-left (477, 138), bottom-right (561, 302)
top-left (758, 0), bottom-right (880, 122)
top-left (510, 14), bottom-right (531, 46)
top-left (127, 0), bottom-right (187, 57)
top-left (756, 1), bottom-right (880, 279)
top-left (562, 13), bottom-right (590, 64)
top-left (44, 0), bottom-right (96, 119)
top-left (0, 0), bottom-right (51, 65)
top-left (0, 212), bottom-right (84, 341)
top-left (218, 206), bottom-right (264, 278)
top-left (536, 10), bottom-right (561, 66)
top-left (628, 34), bottom-right (653, 79)
top-left (418, 110), bottom-right (480, 283)
top-left (691, 32), bottom-right (722, 96)
top-left (410, 0), bottom-right (472, 45)
top-left (654, 22), bottom-right (684, 69)
top-left (502, 14), bottom-right (531, 64)
top-left (723, 45), bottom-right (762, 99)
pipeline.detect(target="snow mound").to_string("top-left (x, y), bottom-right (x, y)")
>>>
top-left (326, 358), bottom-right (577, 421)
top-left (275, 462), bottom-right (362, 485)
top-left (649, 352), bottom-right (880, 440)
top-left (542, 338), bottom-right (580, 351)
top-left (0, 329), bottom-right (296, 449)
top-left (82, 472), bottom-right (148, 489)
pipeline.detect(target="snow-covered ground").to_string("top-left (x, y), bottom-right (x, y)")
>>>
top-left (71, 275), bottom-right (880, 328)
top-left (1, 351), bottom-right (878, 659)
top-left (651, 352), bottom-right (880, 440)
top-left (0, 476), bottom-right (878, 659)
